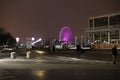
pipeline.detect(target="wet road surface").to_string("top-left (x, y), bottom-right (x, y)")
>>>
top-left (0, 49), bottom-right (120, 80)
top-left (0, 69), bottom-right (120, 80)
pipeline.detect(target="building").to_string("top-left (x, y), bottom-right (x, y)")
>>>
top-left (85, 12), bottom-right (120, 49)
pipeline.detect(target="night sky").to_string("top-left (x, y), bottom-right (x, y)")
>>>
top-left (0, 0), bottom-right (120, 42)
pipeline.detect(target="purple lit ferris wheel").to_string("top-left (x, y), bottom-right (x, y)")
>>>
top-left (59, 26), bottom-right (72, 44)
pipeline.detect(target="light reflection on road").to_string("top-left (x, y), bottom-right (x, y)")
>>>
top-left (34, 50), bottom-right (46, 55)
top-left (6, 69), bottom-right (120, 80)
top-left (32, 69), bottom-right (46, 79)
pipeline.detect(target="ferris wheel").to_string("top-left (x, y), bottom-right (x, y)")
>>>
top-left (59, 26), bottom-right (72, 44)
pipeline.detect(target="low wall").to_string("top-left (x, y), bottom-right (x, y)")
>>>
top-left (91, 44), bottom-right (120, 49)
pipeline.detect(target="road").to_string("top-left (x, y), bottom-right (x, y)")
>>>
top-left (0, 48), bottom-right (120, 80)
top-left (0, 69), bottom-right (120, 80)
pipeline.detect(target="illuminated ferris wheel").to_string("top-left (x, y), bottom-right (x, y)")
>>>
top-left (59, 26), bottom-right (72, 44)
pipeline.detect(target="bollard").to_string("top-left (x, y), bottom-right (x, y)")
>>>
top-left (26, 51), bottom-right (31, 58)
top-left (10, 52), bottom-right (16, 59)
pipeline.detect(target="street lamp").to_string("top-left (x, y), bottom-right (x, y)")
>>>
top-left (31, 37), bottom-right (35, 41)
top-left (81, 35), bottom-right (83, 47)
top-left (16, 37), bottom-right (20, 48)
top-left (16, 37), bottom-right (20, 43)
top-left (75, 36), bottom-right (77, 46)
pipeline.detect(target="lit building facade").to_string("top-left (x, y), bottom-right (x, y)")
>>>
top-left (85, 12), bottom-right (120, 48)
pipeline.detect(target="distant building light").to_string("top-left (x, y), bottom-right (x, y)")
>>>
top-left (31, 37), bottom-right (35, 41)
top-left (16, 37), bottom-right (20, 42)
top-left (31, 38), bottom-right (42, 45)
top-left (91, 43), bottom-right (93, 44)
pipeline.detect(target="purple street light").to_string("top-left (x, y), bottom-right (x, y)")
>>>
top-left (59, 26), bottom-right (72, 44)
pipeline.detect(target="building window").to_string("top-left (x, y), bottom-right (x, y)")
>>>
top-left (101, 32), bottom-right (108, 43)
top-left (111, 31), bottom-right (119, 39)
top-left (89, 19), bottom-right (93, 27)
top-left (110, 14), bottom-right (120, 25)
top-left (94, 17), bottom-right (108, 27)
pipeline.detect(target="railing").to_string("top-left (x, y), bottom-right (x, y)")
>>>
top-left (111, 24), bottom-right (120, 28)
top-left (85, 24), bottom-right (120, 32)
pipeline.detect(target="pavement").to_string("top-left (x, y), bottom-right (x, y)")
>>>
top-left (0, 70), bottom-right (18, 80)
top-left (0, 48), bottom-right (120, 80)
top-left (0, 48), bottom-right (120, 69)
top-left (47, 49), bottom-right (120, 62)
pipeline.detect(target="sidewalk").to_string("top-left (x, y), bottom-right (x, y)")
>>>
top-left (46, 49), bottom-right (120, 62)
top-left (0, 48), bottom-right (120, 63)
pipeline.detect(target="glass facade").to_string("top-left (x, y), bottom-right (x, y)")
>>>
top-left (89, 19), bottom-right (93, 27)
top-left (111, 31), bottom-right (119, 39)
top-left (87, 13), bottom-right (120, 45)
top-left (101, 32), bottom-right (108, 43)
top-left (94, 17), bottom-right (108, 27)
top-left (110, 14), bottom-right (120, 25)
top-left (89, 14), bottom-right (120, 27)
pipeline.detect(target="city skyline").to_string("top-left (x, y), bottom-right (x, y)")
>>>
top-left (0, 0), bottom-right (120, 42)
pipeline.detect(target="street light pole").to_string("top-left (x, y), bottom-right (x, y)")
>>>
top-left (75, 36), bottom-right (77, 46)
top-left (81, 35), bottom-right (83, 47)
